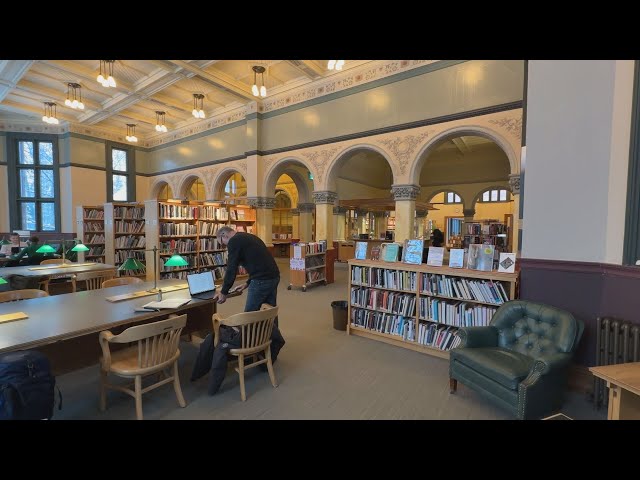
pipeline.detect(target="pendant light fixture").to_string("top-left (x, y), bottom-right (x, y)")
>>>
top-left (125, 123), bottom-right (138, 143)
top-left (97, 60), bottom-right (117, 88)
top-left (64, 83), bottom-right (85, 110)
top-left (42, 102), bottom-right (59, 124)
top-left (192, 93), bottom-right (205, 118)
top-left (251, 66), bottom-right (267, 98)
top-left (155, 111), bottom-right (168, 133)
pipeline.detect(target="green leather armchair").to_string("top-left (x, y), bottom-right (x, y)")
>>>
top-left (449, 300), bottom-right (584, 420)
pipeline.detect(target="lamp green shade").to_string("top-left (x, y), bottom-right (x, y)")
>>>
top-left (71, 242), bottom-right (90, 252)
top-left (0, 238), bottom-right (10, 246)
top-left (118, 257), bottom-right (146, 271)
top-left (36, 244), bottom-right (57, 253)
top-left (0, 277), bottom-right (7, 285)
top-left (164, 254), bottom-right (188, 267)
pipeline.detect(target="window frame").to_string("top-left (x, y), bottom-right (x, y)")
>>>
top-left (106, 141), bottom-right (136, 202)
top-left (7, 133), bottom-right (60, 233)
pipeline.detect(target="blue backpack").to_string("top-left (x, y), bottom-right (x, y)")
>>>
top-left (0, 350), bottom-right (61, 420)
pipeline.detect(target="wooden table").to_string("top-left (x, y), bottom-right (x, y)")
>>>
top-left (0, 278), bottom-right (220, 374)
top-left (589, 362), bottom-right (640, 420)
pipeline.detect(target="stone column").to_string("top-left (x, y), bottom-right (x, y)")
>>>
top-left (297, 202), bottom-right (315, 242)
top-left (291, 208), bottom-right (300, 239)
top-left (312, 191), bottom-right (338, 245)
top-left (392, 184), bottom-right (420, 243)
top-left (333, 206), bottom-right (348, 242)
top-left (509, 173), bottom-right (521, 252)
top-left (247, 197), bottom-right (275, 246)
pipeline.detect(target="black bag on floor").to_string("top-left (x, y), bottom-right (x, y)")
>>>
top-left (0, 350), bottom-right (59, 420)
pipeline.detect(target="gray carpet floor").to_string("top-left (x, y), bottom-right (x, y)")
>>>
top-left (54, 259), bottom-right (606, 420)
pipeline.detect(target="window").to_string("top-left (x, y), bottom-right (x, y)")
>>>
top-left (480, 188), bottom-right (509, 203)
top-left (8, 134), bottom-right (59, 232)
top-left (106, 142), bottom-right (135, 202)
top-left (444, 191), bottom-right (462, 204)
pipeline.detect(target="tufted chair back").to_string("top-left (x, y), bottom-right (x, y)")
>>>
top-left (449, 300), bottom-right (583, 420)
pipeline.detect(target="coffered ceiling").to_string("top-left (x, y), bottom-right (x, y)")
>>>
top-left (0, 60), bottom-right (376, 143)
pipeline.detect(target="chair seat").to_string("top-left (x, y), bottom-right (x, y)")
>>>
top-left (450, 347), bottom-right (534, 390)
top-left (101, 346), bottom-right (180, 376)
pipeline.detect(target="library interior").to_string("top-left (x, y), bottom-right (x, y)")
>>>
top-left (0, 60), bottom-right (638, 421)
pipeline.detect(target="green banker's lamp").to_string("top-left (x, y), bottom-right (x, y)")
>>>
top-left (36, 239), bottom-right (90, 266)
top-left (118, 245), bottom-right (188, 294)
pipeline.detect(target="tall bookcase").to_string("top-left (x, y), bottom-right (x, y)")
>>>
top-left (76, 205), bottom-right (105, 263)
top-left (347, 259), bottom-right (518, 359)
top-left (287, 241), bottom-right (327, 292)
top-left (145, 200), bottom-right (253, 283)
top-left (104, 202), bottom-right (146, 278)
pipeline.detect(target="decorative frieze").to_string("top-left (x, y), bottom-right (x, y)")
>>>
top-left (246, 197), bottom-right (276, 209)
top-left (378, 132), bottom-right (430, 175)
top-left (297, 202), bottom-right (316, 213)
top-left (312, 191), bottom-right (338, 205)
top-left (508, 173), bottom-right (521, 194)
top-left (391, 184), bottom-right (420, 201)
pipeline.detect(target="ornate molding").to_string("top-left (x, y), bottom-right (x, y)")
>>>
top-left (333, 206), bottom-right (348, 215)
top-left (378, 131), bottom-right (430, 175)
top-left (302, 147), bottom-right (339, 185)
top-left (488, 116), bottom-right (523, 141)
top-left (297, 202), bottom-right (316, 213)
top-left (508, 173), bottom-right (521, 194)
top-left (391, 184), bottom-right (420, 201)
top-left (312, 191), bottom-right (338, 205)
top-left (246, 197), bottom-right (276, 209)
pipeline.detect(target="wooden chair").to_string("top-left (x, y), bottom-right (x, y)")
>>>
top-left (75, 271), bottom-right (114, 291)
top-left (102, 277), bottom-right (144, 289)
top-left (212, 304), bottom-right (279, 401)
top-left (99, 314), bottom-right (187, 420)
top-left (0, 289), bottom-right (49, 303)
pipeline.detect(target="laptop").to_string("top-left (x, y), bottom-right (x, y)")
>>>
top-left (186, 271), bottom-right (217, 300)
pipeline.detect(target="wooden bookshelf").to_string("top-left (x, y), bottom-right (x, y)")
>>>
top-left (347, 259), bottom-right (518, 359)
top-left (76, 205), bottom-right (105, 263)
top-left (287, 241), bottom-right (327, 292)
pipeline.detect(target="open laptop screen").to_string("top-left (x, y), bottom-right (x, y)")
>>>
top-left (187, 271), bottom-right (216, 296)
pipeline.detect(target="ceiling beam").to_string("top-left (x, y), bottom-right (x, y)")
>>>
top-left (0, 61), bottom-right (34, 103)
top-left (167, 60), bottom-right (254, 101)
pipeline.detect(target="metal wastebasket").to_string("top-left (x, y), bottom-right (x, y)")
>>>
top-left (331, 300), bottom-right (348, 331)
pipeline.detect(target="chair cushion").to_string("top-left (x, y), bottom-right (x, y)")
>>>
top-left (450, 347), bottom-right (534, 390)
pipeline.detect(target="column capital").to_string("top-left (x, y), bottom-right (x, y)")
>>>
top-left (246, 196), bottom-right (276, 209)
top-left (297, 202), bottom-right (315, 213)
top-left (508, 173), bottom-right (521, 194)
top-left (333, 206), bottom-right (348, 215)
top-left (312, 190), bottom-right (338, 205)
top-left (391, 184), bottom-right (420, 201)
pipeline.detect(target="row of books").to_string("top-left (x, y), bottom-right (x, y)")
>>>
top-left (420, 274), bottom-right (509, 305)
top-left (419, 297), bottom-right (497, 327)
top-left (350, 266), bottom-right (417, 292)
top-left (350, 288), bottom-right (416, 317)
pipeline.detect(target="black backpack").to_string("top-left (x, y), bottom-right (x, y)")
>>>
top-left (0, 350), bottom-right (61, 420)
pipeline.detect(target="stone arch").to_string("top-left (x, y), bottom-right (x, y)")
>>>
top-left (409, 125), bottom-right (518, 186)
top-left (149, 179), bottom-right (172, 200)
top-left (177, 173), bottom-right (206, 200)
top-left (212, 167), bottom-right (245, 200)
top-left (264, 157), bottom-right (312, 204)
top-left (325, 143), bottom-right (395, 192)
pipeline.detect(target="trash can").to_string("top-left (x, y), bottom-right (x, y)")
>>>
top-left (331, 300), bottom-right (348, 331)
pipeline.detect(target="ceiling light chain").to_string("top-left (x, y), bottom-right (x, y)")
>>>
top-left (192, 93), bottom-right (205, 119)
top-left (251, 66), bottom-right (267, 98)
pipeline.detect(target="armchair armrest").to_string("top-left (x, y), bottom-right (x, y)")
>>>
top-left (457, 326), bottom-right (499, 348)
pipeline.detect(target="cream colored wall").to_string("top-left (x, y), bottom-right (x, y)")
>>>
top-left (523, 60), bottom-right (634, 263)
top-left (260, 61), bottom-right (524, 151)
top-left (146, 124), bottom-right (247, 174)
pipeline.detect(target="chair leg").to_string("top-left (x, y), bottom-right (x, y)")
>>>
top-left (265, 346), bottom-right (278, 388)
top-left (173, 361), bottom-right (186, 408)
top-left (449, 378), bottom-right (457, 394)
top-left (99, 370), bottom-right (107, 411)
top-left (238, 354), bottom-right (246, 401)
top-left (134, 375), bottom-right (143, 420)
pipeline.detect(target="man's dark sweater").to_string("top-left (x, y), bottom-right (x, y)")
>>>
top-left (221, 232), bottom-right (280, 295)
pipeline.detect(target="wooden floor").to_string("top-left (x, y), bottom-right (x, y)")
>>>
top-left (53, 259), bottom-right (606, 420)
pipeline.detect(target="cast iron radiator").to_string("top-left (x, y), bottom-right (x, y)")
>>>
top-left (593, 317), bottom-right (640, 409)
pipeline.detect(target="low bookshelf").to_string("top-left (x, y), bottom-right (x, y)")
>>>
top-left (347, 259), bottom-right (518, 359)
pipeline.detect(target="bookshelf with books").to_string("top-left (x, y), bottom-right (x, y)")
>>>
top-left (76, 205), bottom-right (105, 263)
top-left (104, 202), bottom-right (146, 278)
top-left (347, 259), bottom-right (518, 359)
top-left (287, 241), bottom-right (327, 292)
top-left (144, 200), bottom-right (252, 283)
